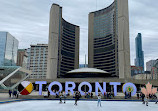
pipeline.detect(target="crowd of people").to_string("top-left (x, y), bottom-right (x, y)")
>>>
top-left (58, 91), bottom-right (102, 107)
top-left (136, 92), bottom-right (158, 106)
top-left (103, 92), bottom-right (114, 99)
top-left (58, 91), bottom-right (81, 105)
top-left (8, 89), bottom-right (158, 107)
top-left (124, 91), bottom-right (132, 99)
top-left (8, 90), bottom-right (19, 99)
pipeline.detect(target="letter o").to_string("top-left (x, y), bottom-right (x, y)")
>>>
top-left (78, 82), bottom-right (92, 95)
top-left (48, 81), bottom-right (62, 95)
top-left (123, 83), bottom-right (137, 96)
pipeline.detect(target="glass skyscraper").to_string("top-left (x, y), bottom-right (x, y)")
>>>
top-left (135, 33), bottom-right (144, 71)
top-left (0, 32), bottom-right (19, 66)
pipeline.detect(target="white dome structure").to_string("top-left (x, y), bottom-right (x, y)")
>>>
top-left (65, 68), bottom-right (110, 78)
top-left (67, 68), bottom-right (109, 74)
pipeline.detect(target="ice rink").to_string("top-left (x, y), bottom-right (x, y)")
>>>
top-left (0, 100), bottom-right (158, 111)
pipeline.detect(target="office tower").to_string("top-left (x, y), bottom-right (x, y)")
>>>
top-left (88, 0), bottom-right (131, 78)
top-left (135, 33), bottom-right (144, 71)
top-left (47, 4), bottom-right (79, 79)
top-left (27, 44), bottom-right (48, 79)
top-left (0, 32), bottom-right (19, 66)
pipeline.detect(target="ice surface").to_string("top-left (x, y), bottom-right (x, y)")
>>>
top-left (0, 100), bottom-right (158, 111)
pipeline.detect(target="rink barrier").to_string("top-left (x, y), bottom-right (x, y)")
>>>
top-left (0, 99), bottom-right (157, 104)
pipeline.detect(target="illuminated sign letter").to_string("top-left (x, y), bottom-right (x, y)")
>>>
top-left (35, 81), bottom-right (47, 95)
top-left (65, 81), bottom-right (76, 95)
top-left (123, 83), bottom-right (137, 96)
top-left (95, 82), bottom-right (106, 96)
top-left (48, 81), bottom-right (62, 95)
top-left (110, 82), bottom-right (121, 96)
top-left (78, 82), bottom-right (92, 95)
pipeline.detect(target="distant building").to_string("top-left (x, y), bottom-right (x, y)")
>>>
top-left (131, 66), bottom-right (144, 76)
top-left (146, 60), bottom-right (157, 71)
top-left (0, 32), bottom-right (19, 66)
top-left (135, 33), bottom-right (144, 71)
top-left (132, 73), bottom-right (151, 80)
top-left (47, 4), bottom-right (79, 79)
top-left (79, 64), bottom-right (88, 68)
top-left (17, 49), bottom-right (28, 68)
top-left (27, 44), bottom-right (48, 79)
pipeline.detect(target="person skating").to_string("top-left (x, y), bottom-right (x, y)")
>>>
top-left (144, 96), bottom-right (149, 106)
top-left (59, 92), bottom-right (63, 104)
top-left (74, 91), bottom-right (79, 106)
top-left (142, 93), bottom-right (145, 104)
top-left (97, 94), bottom-right (101, 107)
top-left (153, 94), bottom-right (158, 104)
top-left (63, 91), bottom-right (67, 103)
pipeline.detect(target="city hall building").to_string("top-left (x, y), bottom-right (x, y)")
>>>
top-left (47, 4), bottom-right (79, 79)
top-left (88, 0), bottom-right (131, 79)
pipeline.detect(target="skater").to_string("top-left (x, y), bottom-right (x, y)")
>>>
top-left (97, 94), bottom-right (101, 107)
top-left (144, 96), bottom-right (149, 106)
top-left (141, 94), bottom-right (145, 104)
top-left (63, 91), bottom-right (67, 103)
top-left (8, 90), bottom-right (12, 98)
top-left (59, 92), bottom-right (63, 104)
top-left (74, 91), bottom-right (79, 106)
top-left (153, 94), bottom-right (158, 104)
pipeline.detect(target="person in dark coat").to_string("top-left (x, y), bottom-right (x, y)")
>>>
top-left (153, 94), bottom-right (158, 104)
top-left (9, 90), bottom-right (12, 98)
top-left (59, 92), bottom-right (63, 104)
top-left (13, 90), bottom-right (17, 98)
top-left (137, 93), bottom-right (140, 99)
top-left (74, 91), bottom-right (80, 106)
top-left (91, 92), bottom-right (93, 98)
top-left (142, 94), bottom-right (145, 104)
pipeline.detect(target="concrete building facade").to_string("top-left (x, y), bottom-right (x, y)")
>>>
top-left (135, 33), bottom-right (144, 71)
top-left (88, 0), bottom-right (131, 78)
top-left (47, 4), bottom-right (79, 79)
top-left (0, 32), bottom-right (19, 66)
top-left (17, 49), bottom-right (28, 68)
top-left (27, 44), bottom-right (48, 79)
top-left (131, 66), bottom-right (144, 76)
top-left (146, 60), bottom-right (157, 71)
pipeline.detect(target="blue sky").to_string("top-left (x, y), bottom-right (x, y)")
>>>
top-left (0, 0), bottom-right (158, 70)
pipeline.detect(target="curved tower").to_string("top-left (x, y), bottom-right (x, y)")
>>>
top-left (88, 0), bottom-right (131, 78)
top-left (47, 4), bottom-right (79, 79)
